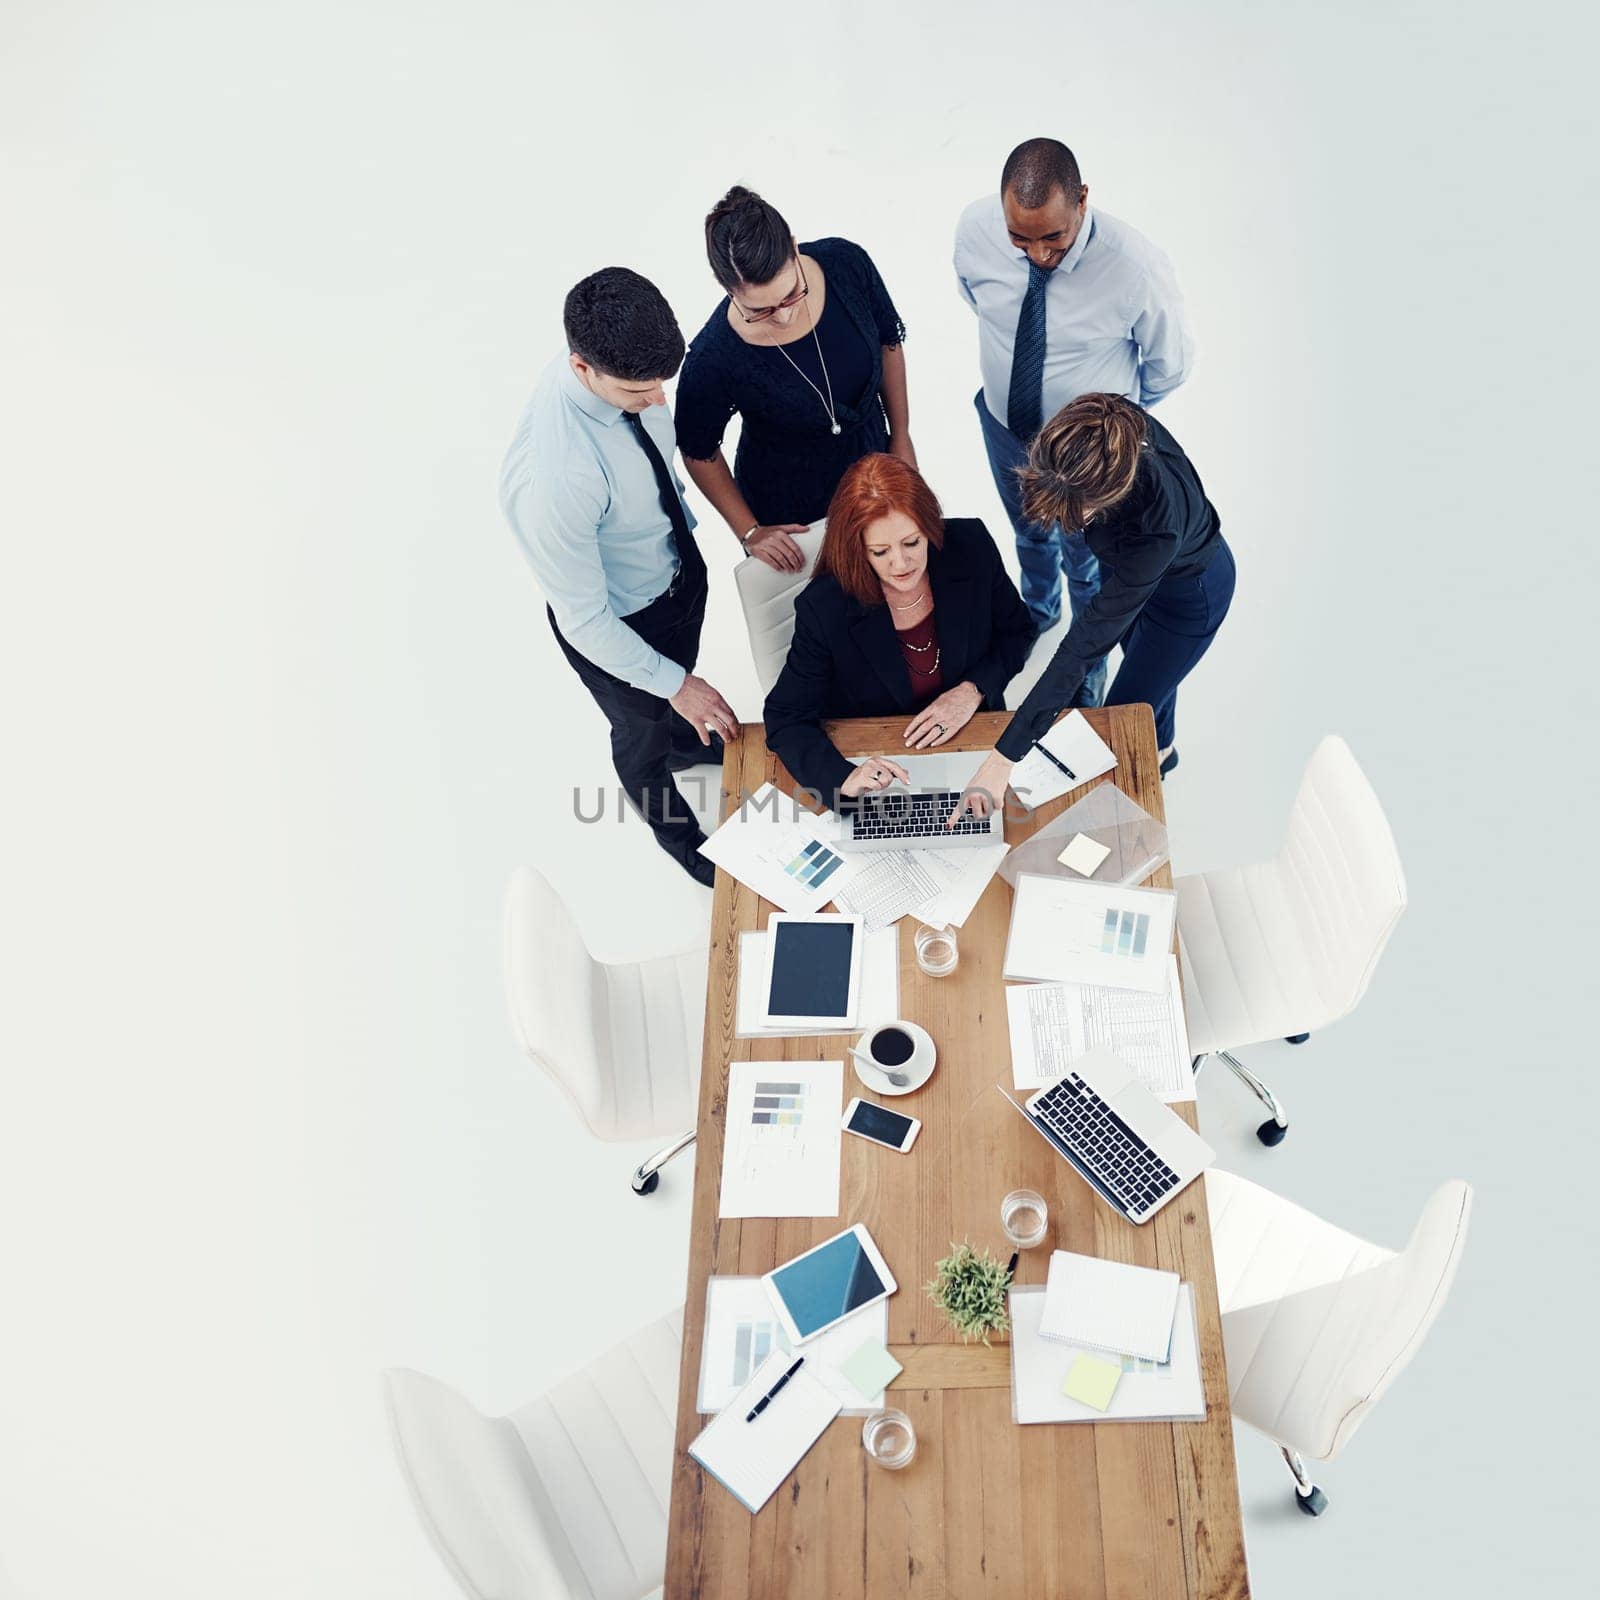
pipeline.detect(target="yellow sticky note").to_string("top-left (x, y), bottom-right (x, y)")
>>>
top-left (1057, 832), bottom-right (1112, 876)
top-left (1062, 1353), bottom-right (1122, 1412)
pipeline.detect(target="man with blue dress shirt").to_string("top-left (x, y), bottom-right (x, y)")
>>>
top-left (955, 137), bottom-right (1194, 705)
top-left (500, 267), bottom-right (739, 886)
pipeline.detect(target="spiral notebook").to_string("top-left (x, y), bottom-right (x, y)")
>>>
top-left (1037, 1249), bottom-right (1181, 1364)
top-left (687, 1351), bottom-right (841, 1514)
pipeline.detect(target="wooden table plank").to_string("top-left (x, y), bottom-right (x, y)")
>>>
top-left (666, 708), bottom-right (1250, 1599)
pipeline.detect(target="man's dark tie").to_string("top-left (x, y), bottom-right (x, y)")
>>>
top-left (622, 410), bottom-right (693, 559)
top-left (1005, 259), bottom-right (1051, 442)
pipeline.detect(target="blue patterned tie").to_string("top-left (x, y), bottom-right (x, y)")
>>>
top-left (1005, 260), bottom-right (1050, 441)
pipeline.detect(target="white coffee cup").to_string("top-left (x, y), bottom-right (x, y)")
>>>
top-left (851, 1020), bottom-right (936, 1095)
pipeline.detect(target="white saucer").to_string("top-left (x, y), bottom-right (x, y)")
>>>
top-left (851, 1021), bottom-right (936, 1096)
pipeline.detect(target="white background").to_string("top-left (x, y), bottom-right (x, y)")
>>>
top-left (3, 1), bottom-right (1597, 1594)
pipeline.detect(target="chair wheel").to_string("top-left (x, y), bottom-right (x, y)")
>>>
top-left (1295, 1485), bottom-right (1329, 1517)
top-left (1256, 1119), bottom-right (1288, 1147)
top-left (631, 1171), bottom-right (660, 1196)
top-left (1284, 1032), bottom-right (1311, 1045)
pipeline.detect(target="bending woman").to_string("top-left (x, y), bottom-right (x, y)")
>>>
top-left (764, 454), bottom-right (1036, 806)
top-left (675, 186), bottom-right (915, 574)
top-left (955, 393), bottom-right (1236, 818)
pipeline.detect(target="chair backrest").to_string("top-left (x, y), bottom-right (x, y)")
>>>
top-left (1217, 1176), bottom-right (1472, 1461)
top-left (503, 865), bottom-right (609, 1135)
top-left (385, 1368), bottom-right (580, 1599)
top-left (385, 1306), bottom-right (683, 1600)
top-left (1276, 734), bottom-right (1408, 1024)
top-left (733, 520), bottom-right (826, 695)
top-left (503, 866), bottom-right (706, 1141)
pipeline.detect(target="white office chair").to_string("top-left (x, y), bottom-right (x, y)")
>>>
top-left (1177, 735), bottom-right (1408, 1144)
top-left (385, 1305), bottom-right (683, 1600)
top-left (503, 865), bottom-right (705, 1195)
top-left (1205, 1169), bottom-right (1471, 1516)
top-left (733, 519), bottom-right (826, 695)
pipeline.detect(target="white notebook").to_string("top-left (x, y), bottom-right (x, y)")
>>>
top-left (688, 1352), bottom-right (842, 1514)
top-left (1008, 710), bottom-right (1118, 807)
top-left (1038, 1250), bottom-right (1181, 1364)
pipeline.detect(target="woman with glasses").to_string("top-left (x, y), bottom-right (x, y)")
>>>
top-left (674, 186), bottom-right (915, 573)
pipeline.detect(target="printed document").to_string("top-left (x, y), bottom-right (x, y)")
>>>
top-left (831, 840), bottom-right (1009, 932)
top-left (697, 1276), bottom-right (889, 1415)
top-left (1003, 874), bottom-right (1176, 994)
top-left (1006, 957), bottom-right (1195, 1102)
top-left (698, 784), bottom-right (858, 913)
top-left (718, 1060), bottom-right (843, 1218)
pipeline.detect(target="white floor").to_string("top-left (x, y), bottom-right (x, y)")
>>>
top-left (3, 3), bottom-right (1596, 1596)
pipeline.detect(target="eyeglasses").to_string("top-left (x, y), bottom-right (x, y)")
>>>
top-left (732, 256), bottom-right (809, 323)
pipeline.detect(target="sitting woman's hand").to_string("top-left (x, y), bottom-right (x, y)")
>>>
top-left (840, 755), bottom-right (912, 798)
top-left (902, 680), bottom-right (983, 750)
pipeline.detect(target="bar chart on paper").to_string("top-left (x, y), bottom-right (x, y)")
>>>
top-left (1101, 908), bottom-right (1151, 958)
top-left (718, 1061), bottom-right (844, 1218)
top-left (751, 1081), bottom-right (809, 1129)
top-left (783, 840), bottom-right (846, 893)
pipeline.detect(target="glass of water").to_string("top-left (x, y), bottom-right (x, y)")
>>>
top-left (914, 922), bottom-right (959, 977)
top-left (1001, 1188), bottom-right (1049, 1249)
top-left (862, 1408), bottom-right (917, 1470)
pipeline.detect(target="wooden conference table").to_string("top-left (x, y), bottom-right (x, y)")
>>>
top-left (665, 708), bottom-right (1250, 1600)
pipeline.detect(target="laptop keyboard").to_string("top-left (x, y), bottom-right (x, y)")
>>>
top-left (1030, 1071), bottom-right (1180, 1217)
top-left (851, 789), bottom-right (992, 842)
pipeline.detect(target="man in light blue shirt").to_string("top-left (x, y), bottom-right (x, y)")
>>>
top-left (955, 137), bottom-right (1194, 701)
top-left (500, 268), bottom-right (739, 886)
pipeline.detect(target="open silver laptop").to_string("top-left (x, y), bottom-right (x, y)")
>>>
top-left (844, 751), bottom-right (1002, 852)
top-left (997, 1046), bottom-right (1213, 1225)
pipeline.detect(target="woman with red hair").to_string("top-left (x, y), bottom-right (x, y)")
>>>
top-left (763, 454), bottom-right (1036, 805)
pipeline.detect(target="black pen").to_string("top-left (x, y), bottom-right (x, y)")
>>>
top-left (1032, 742), bottom-right (1077, 783)
top-left (745, 1356), bottom-right (805, 1422)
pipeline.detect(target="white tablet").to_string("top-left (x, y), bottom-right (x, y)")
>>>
top-left (758, 913), bottom-right (864, 1030)
top-left (761, 1223), bottom-right (898, 1345)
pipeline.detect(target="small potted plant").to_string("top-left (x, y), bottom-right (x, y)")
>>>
top-left (926, 1241), bottom-right (1013, 1344)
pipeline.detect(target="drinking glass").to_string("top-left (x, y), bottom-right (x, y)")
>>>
top-left (1001, 1188), bottom-right (1049, 1249)
top-left (861, 1408), bottom-right (917, 1470)
top-left (914, 922), bottom-right (959, 977)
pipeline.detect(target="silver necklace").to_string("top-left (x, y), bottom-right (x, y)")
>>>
top-left (767, 290), bottom-right (841, 435)
top-left (890, 587), bottom-right (931, 612)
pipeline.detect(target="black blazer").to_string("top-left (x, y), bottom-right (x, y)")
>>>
top-left (763, 517), bottom-right (1037, 803)
top-left (995, 410), bottom-right (1224, 760)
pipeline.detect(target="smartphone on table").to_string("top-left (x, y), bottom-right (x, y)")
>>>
top-left (841, 1097), bottom-right (920, 1153)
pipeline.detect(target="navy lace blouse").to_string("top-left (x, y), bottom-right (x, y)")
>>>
top-left (674, 237), bottom-right (907, 526)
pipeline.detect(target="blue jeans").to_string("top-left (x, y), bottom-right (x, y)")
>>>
top-left (1106, 538), bottom-right (1236, 750)
top-left (975, 390), bottom-right (1106, 706)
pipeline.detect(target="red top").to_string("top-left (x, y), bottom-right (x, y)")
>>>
top-left (896, 606), bottom-right (943, 706)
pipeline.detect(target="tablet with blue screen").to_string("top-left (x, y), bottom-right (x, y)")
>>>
top-left (761, 1223), bottom-right (897, 1344)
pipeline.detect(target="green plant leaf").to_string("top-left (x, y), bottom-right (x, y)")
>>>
top-left (925, 1240), bottom-right (1012, 1345)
